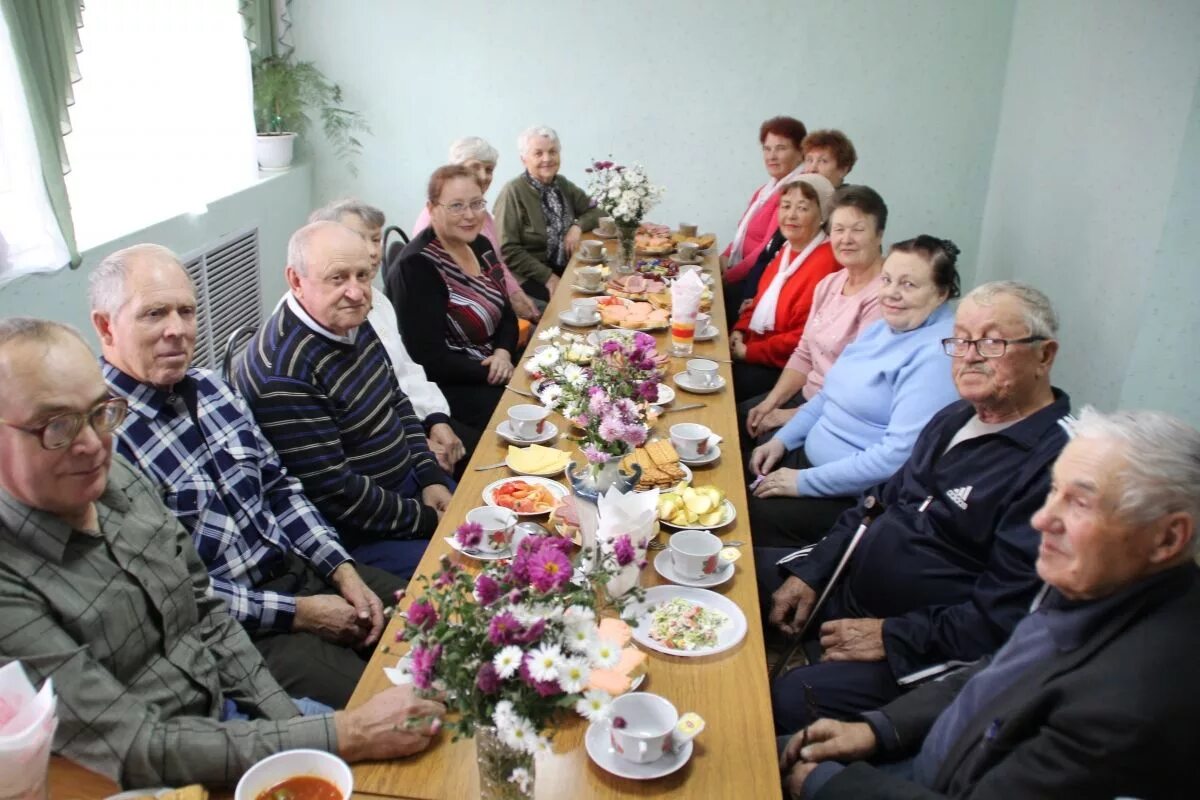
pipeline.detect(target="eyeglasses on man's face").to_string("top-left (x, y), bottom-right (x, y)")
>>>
top-left (0, 397), bottom-right (128, 450)
top-left (941, 336), bottom-right (1048, 359)
top-left (438, 199), bottom-right (487, 217)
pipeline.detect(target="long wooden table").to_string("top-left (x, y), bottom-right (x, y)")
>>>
top-left (346, 238), bottom-right (782, 799)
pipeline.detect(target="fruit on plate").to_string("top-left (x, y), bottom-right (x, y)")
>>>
top-left (492, 480), bottom-right (557, 513)
top-left (657, 485), bottom-right (727, 527)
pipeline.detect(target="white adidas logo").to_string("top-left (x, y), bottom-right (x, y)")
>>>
top-left (946, 486), bottom-right (973, 510)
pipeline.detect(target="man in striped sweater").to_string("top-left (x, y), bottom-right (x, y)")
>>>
top-left (238, 221), bottom-right (453, 578)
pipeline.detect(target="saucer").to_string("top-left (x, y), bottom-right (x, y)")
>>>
top-left (559, 309), bottom-right (601, 327)
top-left (652, 384), bottom-right (676, 405)
top-left (496, 419), bottom-right (560, 445)
top-left (576, 254), bottom-right (607, 265)
top-left (571, 283), bottom-right (607, 295)
top-left (669, 253), bottom-right (704, 266)
top-left (584, 720), bottom-right (693, 780)
top-left (678, 443), bottom-right (721, 467)
top-left (444, 536), bottom-right (513, 561)
top-left (693, 325), bottom-right (719, 342)
top-left (672, 372), bottom-right (726, 394)
top-left (654, 548), bottom-right (734, 588)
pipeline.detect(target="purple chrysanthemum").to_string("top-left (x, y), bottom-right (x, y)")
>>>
top-left (613, 534), bottom-right (636, 567)
top-left (407, 599), bottom-right (438, 630)
top-left (528, 546), bottom-right (572, 593)
top-left (409, 644), bottom-right (442, 690)
top-left (455, 521), bottom-right (483, 547)
top-left (488, 611), bottom-right (522, 646)
top-left (476, 661), bottom-right (501, 694)
top-left (473, 574), bottom-right (501, 605)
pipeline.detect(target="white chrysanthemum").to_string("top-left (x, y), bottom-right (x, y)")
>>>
top-left (540, 385), bottom-right (563, 408)
top-left (527, 643), bottom-right (563, 682)
top-left (561, 363), bottom-right (587, 387)
top-left (508, 767), bottom-right (533, 795)
top-left (500, 714), bottom-right (538, 754)
top-left (589, 639), bottom-right (621, 669)
top-left (537, 326), bottom-right (561, 341)
top-left (493, 646), bottom-right (523, 680)
top-left (575, 689), bottom-right (612, 722)
top-left (533, 735), bottom-right (552, 756)
top-left (564, 623), bottom-right (597, 654)
top-left (534, 347), bottom-right (561, 368)
top-left (493, 699), bottom-right (517, 729)
top-left (558, 657), bottom-right (591, 693)
top-left (563, 605), bottom-right (596, 626)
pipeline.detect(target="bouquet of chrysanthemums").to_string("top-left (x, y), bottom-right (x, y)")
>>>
top-left (526, 327), bottom-right (665, 465)
top-left (585, 159), bottom-right (665, 227)
top-left (398, 533), bottom-right (646, 761)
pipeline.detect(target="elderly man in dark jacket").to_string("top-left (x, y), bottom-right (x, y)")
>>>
top-left (758, 282), bottom-right (1070, 732)
top-left (781, 408), bottom-right (1200, 799)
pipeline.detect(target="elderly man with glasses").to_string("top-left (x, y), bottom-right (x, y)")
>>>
top-left (88, 243), bottom-right (406, 710)
top-left (781, 408), bottom-right (1200, 799)
top-left (757, 281), bottom-right (1071, 734)
top-left (0, 318), bottom-right (444, 790)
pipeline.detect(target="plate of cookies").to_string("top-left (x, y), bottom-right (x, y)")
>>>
top-left (621, 440), bottom-right (692, 493)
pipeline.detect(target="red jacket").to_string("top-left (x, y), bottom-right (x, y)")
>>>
top-left (734, 241), bottom-right (840, 368)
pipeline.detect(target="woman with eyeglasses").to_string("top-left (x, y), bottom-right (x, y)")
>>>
top-left (746, 236), bottom-right (962, 547)
top-left (493, 125), bottom-right (602, 302)
top-left (387, 164), bottom-right (518, 430)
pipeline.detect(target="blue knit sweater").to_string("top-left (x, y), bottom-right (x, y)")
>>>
top-left (773, 302), bottom-right (958, 497)
top-left (237, 301), bottom-right (450, 547)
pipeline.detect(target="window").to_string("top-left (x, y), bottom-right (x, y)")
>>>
top-left (0, 6), bottom-right (70, 284)
top-left (63, 0), bottom-right (257, 249)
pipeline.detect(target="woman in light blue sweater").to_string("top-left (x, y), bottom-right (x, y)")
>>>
top-left (747, 236), bottom-right (962, 547)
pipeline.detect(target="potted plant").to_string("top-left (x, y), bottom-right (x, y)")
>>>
top-left (251, 55), bottom-right (369, 173)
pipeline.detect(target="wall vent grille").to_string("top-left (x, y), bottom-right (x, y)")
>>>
top-left (182, 228), bottom-right (262, 371)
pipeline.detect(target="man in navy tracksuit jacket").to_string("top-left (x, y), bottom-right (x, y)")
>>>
top-left (758, 282), bottom-right (1071, 733)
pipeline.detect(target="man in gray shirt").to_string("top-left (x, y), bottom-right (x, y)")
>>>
top-left (0, 318), bottom-right (444, 789)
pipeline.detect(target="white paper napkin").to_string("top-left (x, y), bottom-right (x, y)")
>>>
top-left (0, 662), bottom-right (57, 800)
top-left (670, 271), bottom-right (705, 322)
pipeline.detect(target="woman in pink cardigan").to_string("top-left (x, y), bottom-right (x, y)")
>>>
top-left (721, 116), bottom-right (808, 313)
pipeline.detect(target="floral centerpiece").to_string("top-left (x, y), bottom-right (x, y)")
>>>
top-left (585, 159), bottom-right (665, 273)
top-left (400, 532), bottom-right (646, 798)
top-left (526, 327), bottom-right (664, 471)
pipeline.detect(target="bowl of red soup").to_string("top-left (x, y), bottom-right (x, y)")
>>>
top-left (235, 749), bottom-right (352, 800)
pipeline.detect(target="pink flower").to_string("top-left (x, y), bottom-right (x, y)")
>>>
top-left (488, 611), bottom-right (522, 646)
top-left (512, 618), bottom-right (546, 645)
top-left (528, 546), bottom-right (572, 593)
top-left (455, 521), bottom-right (483, 547)
top-left (612, 716), bottom-right (627, 729)
top-left (476, 662), bottom-right (501, 694)
top-left (613, 534), bottom-right (635, 567)
top-left (582, 445), bottom-right (612, 464)
top-left (410, 644), bottom-right (442, 690)
top-left (635, 381), bottom-right (660, 403)
top-left (519, 657), bottom-right (562, 697)
top-left (633, 332), bottom-right (655, 350)
top-left (434, 563), bottom-right (459, 589)
top-left (601, 340), bottom-right (623, 355)
top-left (473, 574), bottom-right (501, 605)
top-left (407, 599), bottom-right (438, 630)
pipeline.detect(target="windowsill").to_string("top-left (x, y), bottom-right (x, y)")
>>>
top-left (72, 162), bottom-right (310, 254)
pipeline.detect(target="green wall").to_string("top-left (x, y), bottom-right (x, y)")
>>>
top-left (0, 165), bottom-right (312, 346)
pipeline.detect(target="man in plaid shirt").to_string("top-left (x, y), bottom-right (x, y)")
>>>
top-left (89, 244), bottom-right (404, 709)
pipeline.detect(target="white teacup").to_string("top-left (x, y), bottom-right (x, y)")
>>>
top-left (678, 222), bottom-right (698, 237)
top-left (669, 422), bottom-right (713, 460)
top-left (598, 216), bottom-right (617, 235)
top-left (608, 693), bottom-right (703, 764)
top-left (508, 404), bottom-right (550, 439)
top-left (677, 242), bottom-right (700, 261)
top-left (465, 505), bottom-right (518, 554)
top-left (571, 297), bottom-right (599, 320)
top-left (580, 239), bottom-right (604, 260)
top-left (685, 358), bottom-right (720, 387)
top-left (669, 529), bottom-right (723, 580)
top-left (695, 312), bottom-right (712, 331)
top-left (577, 266), bottom-right (603, 290)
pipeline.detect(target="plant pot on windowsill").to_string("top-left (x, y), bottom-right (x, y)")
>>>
top-left (255, 132), bottom-right (297, 170)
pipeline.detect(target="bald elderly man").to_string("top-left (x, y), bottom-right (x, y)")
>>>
top-left (0, 318), bottom-right (443, 789)
top-left (782, 408), bottom-right (1200, 798)
top-left (90, 244), bottom-right (404, 709)
top-left (238, 222), bottom-right (453, 578)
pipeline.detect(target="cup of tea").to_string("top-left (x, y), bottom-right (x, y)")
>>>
top-left (669, 422), bottom-right (713, 460)
top-left (685, 358), bottom-right (720, 387)
top-left (598, 217), bottom-right (617, 236)
top-left (607, 693), bottom-right (704, 764)
top-left (677, 242), bottom-right (700, 262)
top-left (678, 222), bottom-right (699, 237)
top-left (571, 297), bottom-right (599, 320)
top-left (669, 529), bottom-right (723, 579)
top-left (508, 404), bottom-right (550, 439)
top-left (577, 266), bottom-right (603, 290)
top-left (695, 312), bottom-right (712, 331)
top-left (466, 505), bottom-right (518, 553)
top-left (580, 239), bottom-right (604, 260)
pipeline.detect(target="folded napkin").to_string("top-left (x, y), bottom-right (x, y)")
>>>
top-left (0, 662), bottom-right (58, 800)
top-left (596, 487), bottom-right (658, 596)
top-left (670, 270), bottom-right (705, 323)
